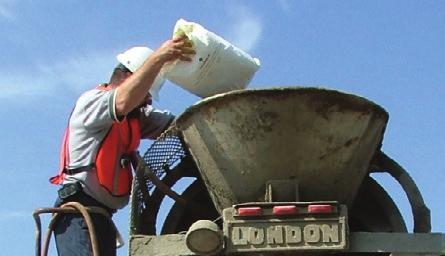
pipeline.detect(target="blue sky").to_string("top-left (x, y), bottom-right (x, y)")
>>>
top-left (0, 1), bottom-right (444, 255)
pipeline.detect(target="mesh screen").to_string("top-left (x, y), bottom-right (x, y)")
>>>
top-left (130, 128), bottom-right (188, 233)
top-left (140, 130), bottom-right (187, 193)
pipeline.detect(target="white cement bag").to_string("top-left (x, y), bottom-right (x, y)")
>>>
top-left (163, 19), bottom-right (261, 98)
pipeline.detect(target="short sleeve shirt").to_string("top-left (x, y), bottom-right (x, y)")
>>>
top-left (63, 87), bottom-right (174, 209)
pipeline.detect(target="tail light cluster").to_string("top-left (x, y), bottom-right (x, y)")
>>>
top-left (237, 207), bottom-right (263, 216)
top-left (236, 204), bottom-right (335, 217)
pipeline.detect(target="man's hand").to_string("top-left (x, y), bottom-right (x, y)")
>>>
top-left (114, 37), bottom-right (195, 116)
top-left (153, 36), bottom-right (195, 63)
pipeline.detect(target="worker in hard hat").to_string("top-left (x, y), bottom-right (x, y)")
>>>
top-left (49, 36), bottom-right (194, 256)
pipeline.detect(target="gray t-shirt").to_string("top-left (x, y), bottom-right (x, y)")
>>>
top-left (63, 87), bottom-right (174, 209)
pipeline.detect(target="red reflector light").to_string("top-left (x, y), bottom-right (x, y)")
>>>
top-left (308, 204), bottom-right (333, 213)
top-left (237, 207), bottom-right (262, 216)
top-left (273, 205), bottom-right (298, 215)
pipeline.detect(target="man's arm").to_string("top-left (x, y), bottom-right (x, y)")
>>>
top-left (115, 37), bottom-right (194, 116)
top-left (139, 106), bottom-right (175, 140)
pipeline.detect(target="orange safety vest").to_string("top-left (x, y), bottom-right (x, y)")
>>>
top-left (50, 85), bottom-right (141, 197)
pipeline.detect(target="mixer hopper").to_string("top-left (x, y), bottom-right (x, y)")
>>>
top-left (175, 87), bottom-right (389, 213)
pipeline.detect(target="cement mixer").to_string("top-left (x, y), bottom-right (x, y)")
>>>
top-left (128, 87), bottom-right (444, 255)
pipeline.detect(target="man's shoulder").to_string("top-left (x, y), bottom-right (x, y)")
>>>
top-left (69, 85), bottom-right (115, 129)
top-left (76, 85), bottom-right (113, 105)
top-left (79, 84), bottom-right (108, 98)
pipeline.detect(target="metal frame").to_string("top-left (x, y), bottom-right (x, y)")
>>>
top-left (129, 232), bottom-right (445, 256)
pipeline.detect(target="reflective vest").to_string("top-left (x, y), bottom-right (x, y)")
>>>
top-left (50, 85), bottom-right (141, 196)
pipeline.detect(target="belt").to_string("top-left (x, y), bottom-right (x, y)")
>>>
top-left (64, 164), bottom-right (95, 175)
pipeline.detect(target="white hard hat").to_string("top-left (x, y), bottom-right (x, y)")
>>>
top-left (116, 46), bottom-right (165, 101)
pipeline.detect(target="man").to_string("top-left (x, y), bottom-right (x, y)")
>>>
top-left (49, 37), bottom-right (194, 256)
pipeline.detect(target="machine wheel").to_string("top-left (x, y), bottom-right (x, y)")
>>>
top-left (349, 176), bottom-right (407, 232)
top-left (161, 178), bottom-right (219, 234)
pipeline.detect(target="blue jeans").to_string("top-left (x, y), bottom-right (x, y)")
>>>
top-left (54, 189), bottom-right (116, 256)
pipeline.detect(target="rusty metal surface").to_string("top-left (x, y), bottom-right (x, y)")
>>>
top-left (128, 232), bottom-right (445, 256)
top-left (129, 234), bottom-right (195, 256)
top-left (174, 87), bottom-right (389, 213)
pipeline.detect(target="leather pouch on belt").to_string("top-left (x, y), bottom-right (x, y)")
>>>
top-left (58, 182), bottom-right (82, 199)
